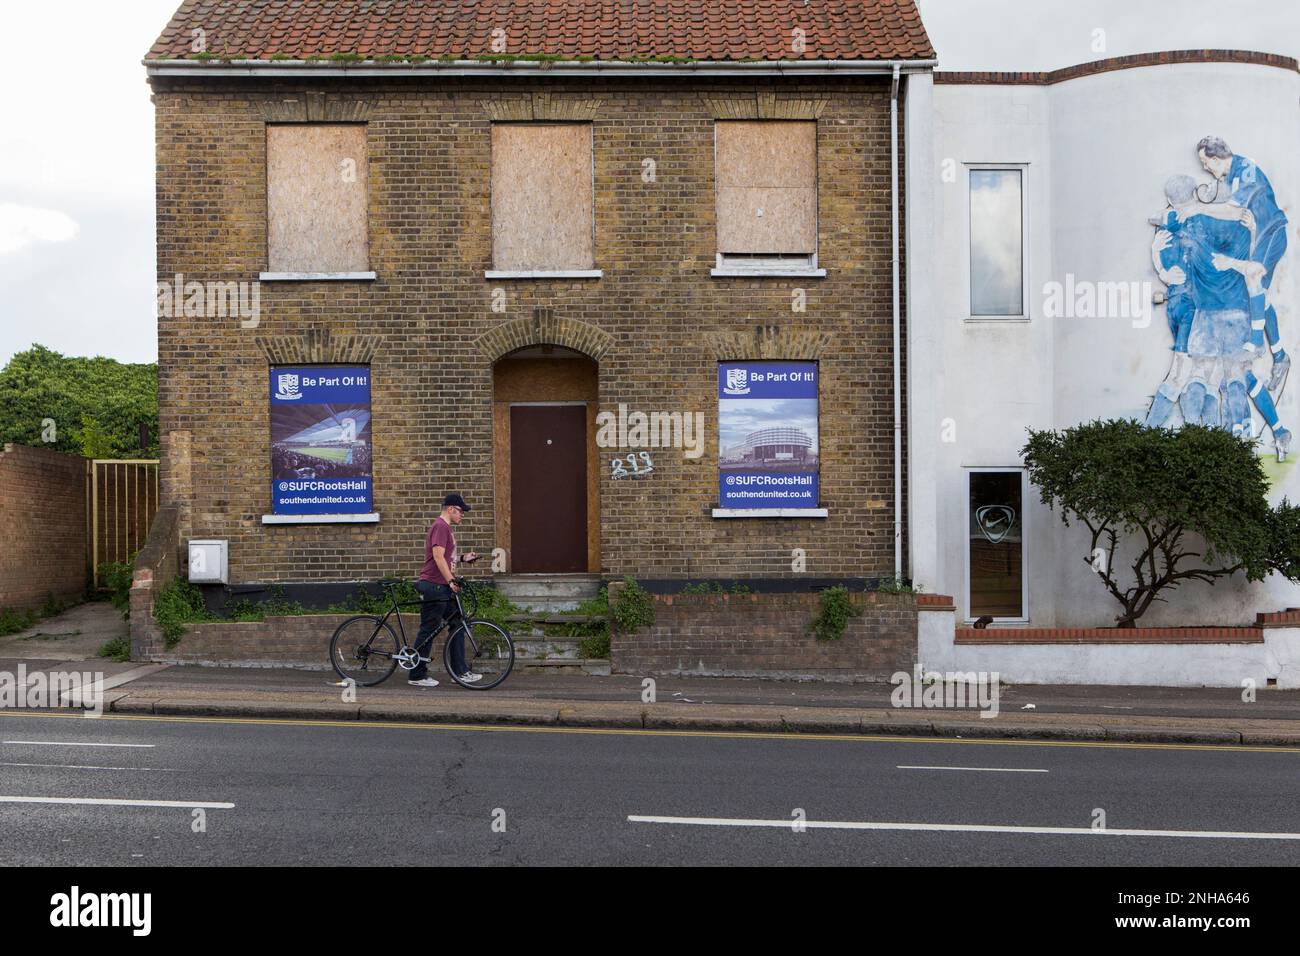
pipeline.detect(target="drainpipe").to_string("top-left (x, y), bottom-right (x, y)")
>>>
top-left (890, 63), bottom-right (902, 582)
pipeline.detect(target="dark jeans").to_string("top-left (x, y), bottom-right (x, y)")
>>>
top-left (411, 580), bottom-right (466, 680)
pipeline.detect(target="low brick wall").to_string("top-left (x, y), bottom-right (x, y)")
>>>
top-left (149, 612), bottom-right (423, 668)
top-left (129, 506), bottom-right (180, 658)
top-left (956, 626), bottom-right (1265, 645)
top-left (609, 585), bottom-right (918, 682)
top-left (0, 444), bottom-right (87, 611)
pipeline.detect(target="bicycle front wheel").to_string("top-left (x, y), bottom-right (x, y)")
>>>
top-left (330, 615), bottom-right (400, 687)
top-left (445, 620), bottom-right (514, 690)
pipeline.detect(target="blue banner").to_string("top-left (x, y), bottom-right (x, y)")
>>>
top-left (718, 362), bottom-right (820, 510)
top-left (269, 366), bottom-right (373, 515)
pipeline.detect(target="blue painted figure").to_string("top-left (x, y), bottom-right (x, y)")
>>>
top-left (1146, 173), bottom-right (1290, 459)
top-left (1198, 136), bottom-right (1290, 397)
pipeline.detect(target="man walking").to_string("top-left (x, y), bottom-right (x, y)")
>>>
top-left (409, 493), bottom-right (479, 687)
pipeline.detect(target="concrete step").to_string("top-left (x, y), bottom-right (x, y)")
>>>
top-left (494, 574), bottom-right (603, 612)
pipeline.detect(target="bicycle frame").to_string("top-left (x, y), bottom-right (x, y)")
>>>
top-left (374, 581), bottom-right (480, 666)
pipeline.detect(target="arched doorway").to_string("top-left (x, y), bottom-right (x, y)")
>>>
top-left (492, 346), bottom-right (600, 573)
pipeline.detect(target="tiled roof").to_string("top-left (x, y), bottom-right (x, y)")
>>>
top-left (146, 0), bottom-right (935, 62)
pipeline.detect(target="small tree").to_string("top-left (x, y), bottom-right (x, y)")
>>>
top-left (1022, 420), bottom-right (1300, 627)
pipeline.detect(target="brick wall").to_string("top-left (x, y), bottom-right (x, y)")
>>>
top-left (0, 444), bottom-right (87, 611)
top-left (152, 75), bottom-right (905, 585)
top-left (130, 505), bottom-right (180, 658)
top-left (142, 612), bottom-right (423, 668)
top-left (609, 585), bottom-right (918, 681)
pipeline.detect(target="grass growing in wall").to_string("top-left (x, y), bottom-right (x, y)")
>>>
top-left (152, 578), bottom-right (215, 648)
top-left (812, 586), bottom-right (860, 642)
top-left (612, 576), bottom-right (654, 633)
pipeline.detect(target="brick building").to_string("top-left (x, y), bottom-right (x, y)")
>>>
top-left (144, 0), bottom-right (935, 605)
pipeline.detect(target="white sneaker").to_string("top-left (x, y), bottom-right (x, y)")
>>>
top-left (408, 677), bottom-right (439, 687)
top-left (459, 673), bottom-right (483, 684)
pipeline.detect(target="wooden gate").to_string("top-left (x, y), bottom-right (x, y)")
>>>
top-left (91, 459), bottom-right (160, 586)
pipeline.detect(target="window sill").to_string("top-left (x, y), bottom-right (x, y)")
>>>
top-left (964, 315), bottom-right (1030, 323)
top-left (484, 269), bottom-right (603, 280)
top-left (711, 267), bottom-right (827, 278)
top-left (258, 272), bottom-right (377, 282)
top-left (261, 513), bottom-right (380, 525)
top-left (711, 508), bottom-right (829, 519)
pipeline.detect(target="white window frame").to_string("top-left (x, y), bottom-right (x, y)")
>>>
top-left (963, 466), bottom-right (1029, 624)
top-left (711, 252), bottom-right (826, 278)
top-left (965, 163), bottom-right (1029, 322)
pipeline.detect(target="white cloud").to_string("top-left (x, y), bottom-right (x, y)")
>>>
top-left (0, 203), bottom-right (79, 254)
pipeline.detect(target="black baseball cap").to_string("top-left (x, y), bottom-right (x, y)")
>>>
top-left (443, 493), bottom-right (471, 512)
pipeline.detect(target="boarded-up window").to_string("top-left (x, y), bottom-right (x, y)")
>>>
top-left (267, 124), bottom-right (369, 274)
top-left (491, 123), bottom-right (594, 271)
top-left (715, 121), bottom-right (817, 255)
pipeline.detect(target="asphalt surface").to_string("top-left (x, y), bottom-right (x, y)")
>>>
top-left (0, 710), bottom-right (1297, 866)
top-left (112, 663), bottom-right (1300, 721)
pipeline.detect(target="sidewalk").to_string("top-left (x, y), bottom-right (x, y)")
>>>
top-left (27, 660), bottom-right (1300, 746)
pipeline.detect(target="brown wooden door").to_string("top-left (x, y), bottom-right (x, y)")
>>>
top-left (510, 405), bottom-right (588, 572)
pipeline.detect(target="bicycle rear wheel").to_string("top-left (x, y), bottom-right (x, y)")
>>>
top-left (330, 615), bottom-right (400, 687)
top-left (445, 619), bottom-right (514, 690)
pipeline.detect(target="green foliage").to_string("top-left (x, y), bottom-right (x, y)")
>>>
top-left (0, 608), bottom-right (37, 636)
top-left (1022, 420), bottom-right (1300, 626)
top-left (99, 561), bottom-right (135, 618)
top-left (577, 631), bottom-right (611, 660)
top-left (812, 585), bottom-right (860, 641)
top-left (98, 637), bottom-right (131, 663)
top-left (39, 593), bottom-right (75, 618)
top-left (680, 581), bottom-right (723, 594)
top-left (679, 580), bottom-right (753, 595)
top-left (0, 594), bottom-right (78, 636)
top-left (467, 582), bottom-right (521, 630)
top-left (875, 576), bottom-right (918, 595)
top-left (611, 576), bottom-right (655, 632)
top-left (0, 345), bottom-right (158, 458)
top-left (546, 587), bottom-right (611, 655)
top-left (222, 585), bottom-right (306, 622)
top-left (153, 578), bottom-right (213, 648)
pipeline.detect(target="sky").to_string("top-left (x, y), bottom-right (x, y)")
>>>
top-left (0, 0), bottom-right (1297, 367)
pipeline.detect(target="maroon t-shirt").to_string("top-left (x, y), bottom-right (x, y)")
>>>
top-left (420, 517), bottom-right (456, 585)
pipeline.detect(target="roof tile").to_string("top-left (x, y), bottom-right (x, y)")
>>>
top-left (146, 0), bottom-right (934, 62)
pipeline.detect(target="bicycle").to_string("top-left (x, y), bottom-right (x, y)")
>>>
top-left (328, 578), bottom-right (514, 690)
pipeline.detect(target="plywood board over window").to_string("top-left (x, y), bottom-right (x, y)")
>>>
top-left (715, 121), bottom-right (817, 255)
top-left (491, 123), bottom-right (594, 271)
top-left (267, 124), bottom-right (369, 274)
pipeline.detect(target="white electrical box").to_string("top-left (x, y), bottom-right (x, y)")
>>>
top-left (188, 540), bottom-right (228, 585)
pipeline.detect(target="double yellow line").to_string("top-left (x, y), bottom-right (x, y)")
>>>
top-left (2, 709), bottom-right (1297, 753)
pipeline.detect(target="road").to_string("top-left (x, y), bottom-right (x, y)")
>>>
top-left (0, 711), bottom-right (1297, 866)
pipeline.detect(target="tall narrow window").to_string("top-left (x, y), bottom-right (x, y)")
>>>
top-left (266, 124), bottom-right (369, 275)
top-left (969, 168), bottom-right (1024, 316)
top-left (967, 469), bottom-right (1025, 620)
top-left (491, 123), bottom-right (594, 272)
top-left (715, 121), bottom-right (818, 272)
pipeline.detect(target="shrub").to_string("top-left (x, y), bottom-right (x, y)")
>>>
top-left (1023, 420), bottom-right (1300, 626)
top-left (153, 578), bottom-right (213, 648)
top-left (812, 586), bottom-right (860, 641)
top-left (98, 637), bottom-right (131, 663)
top-left (0, 608), bottom-right (36, 636)
top-left (611, 576), bottom-right (654, 632)
top-left (577, 632), bottom-right (611, 659)
top-left (99, 561), bottom-right (135, 618)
